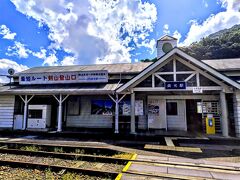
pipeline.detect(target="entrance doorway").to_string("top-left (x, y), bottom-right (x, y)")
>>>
top-left (166, 100), bottom-right (186, 131)
top-left (186, 99), bottom-right (203, 133)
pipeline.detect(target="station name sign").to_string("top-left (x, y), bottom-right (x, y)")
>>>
top-left (165, 81), bottom-right (186, 89)
top-left (19, 70), bottom-right (108, 85)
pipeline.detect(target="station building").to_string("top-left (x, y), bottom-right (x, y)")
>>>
top-left (0, 35), bottom-right (240, 137)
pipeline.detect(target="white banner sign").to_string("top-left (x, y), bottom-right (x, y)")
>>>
top-left (193, 87), bottom-right (203, 93)
top-left (19, 71), bottom-right (108, 85)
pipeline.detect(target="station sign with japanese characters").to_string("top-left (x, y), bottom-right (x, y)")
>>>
top-left (165, 81), bottom-right (186, 90)
top-left (19, 71), bottom-right (108, 85)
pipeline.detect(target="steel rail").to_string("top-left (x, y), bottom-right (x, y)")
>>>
top-left (0, 159), bottom-right (119, 178)
top-left (0, 141), bottom-right (119, 156)
top-left (0, 148), bottom-right (128, 164)
top-left (0, 158), bottom-right (203, 180)
top-left (0, 147), bottom-right (239, 173)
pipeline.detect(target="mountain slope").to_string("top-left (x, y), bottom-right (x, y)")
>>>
top-left (181, 24), bottom-right (240, 60)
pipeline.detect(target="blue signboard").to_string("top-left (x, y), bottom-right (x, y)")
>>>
top-left (165, 81), bottom-right (186, 89)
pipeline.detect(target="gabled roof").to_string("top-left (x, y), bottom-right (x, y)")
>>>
top-left (0, 83), bottom-right (120, 95)
top-left (116, 48), bottom-right (240, 93)
top-left (16, 62), bottom-right (152, 75)
top-left (157, 35), bottom-right (177, 42)
top-left (202, 58), bottom-right (240, 71)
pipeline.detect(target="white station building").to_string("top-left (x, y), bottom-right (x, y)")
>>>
top-left (0, 35), bottom-right (240, 137)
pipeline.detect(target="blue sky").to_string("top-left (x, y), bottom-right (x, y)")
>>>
top-left (0, 0), bottom-right (240, 82)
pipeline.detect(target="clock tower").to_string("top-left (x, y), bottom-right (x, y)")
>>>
top-left (156, 35), bottom-right (177, 59)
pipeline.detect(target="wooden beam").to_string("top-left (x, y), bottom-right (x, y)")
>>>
top-left (155, 74), bottom-right (166, 82)
top-left (184, 73), bottom-right (196, 82)
top-left (177, 57), bottom-right (231, 92)
top-left (176, 49), bottom-right (240, 89)
top-left (148, 95), bottom-right (219, 100)
top-left (133, 86), bottom-right (222, 92)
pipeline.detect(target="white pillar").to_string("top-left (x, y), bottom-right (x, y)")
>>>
top-left (131, 92), bottom-right (136, 134)
top-left (233, 91), bottom-right (240, 137)
top-left (220, 91), bottom-right (229, 137)
top-left (115, 94), bottom-right (119, 134)
top-left (23, 95), bottom-right (28, 130)
top-left (57, 94), bottom-right (63, 132)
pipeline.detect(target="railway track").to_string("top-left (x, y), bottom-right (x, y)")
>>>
top-left (0, 141), bottom-right (239, 179)
top-left (0, 144), bottom-right (239, 173)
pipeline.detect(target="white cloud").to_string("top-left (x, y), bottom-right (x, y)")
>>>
top-left (31, 48), bottom-right (47, 59)
top-left (61, 56), bottom-right (76, 65)
top-left (10, 0), bottom-right (157, 64)
top-left (42, 53), bottom-right (58, 66)
top-left (6, 41), bottom-right (31, 58)
top-left (173, 30), bottom-right (182, 44)
top-left (0, 58), bottom-right (28, 83)
top-left (0, 25), bottom-right (17, 40)
top-left (181, 0), bottom-right (240, 46)
top-left (137, 39), bottom-right (156, 54)
top-left (163, 24), bottom-right (170, 34)
top-left (202, 0), bottom-right (209, 8)
top-left (6, 41), bottom-right (48, 61)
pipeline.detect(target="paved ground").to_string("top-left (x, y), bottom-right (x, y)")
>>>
top-left (122, 154), bottom-right (240, 179)
top-left (0, 134), bottom-right (240, 179)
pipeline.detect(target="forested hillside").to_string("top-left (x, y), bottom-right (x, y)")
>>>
top-left (182, 24), bottom-right (240, 60)
top-left (141, 24), bottom-right (240, 62)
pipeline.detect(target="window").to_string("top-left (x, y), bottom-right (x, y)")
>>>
top-left (28, 110), bottom-right (42, 118)
top-left (166, 102), bottom-right (178, 115)
top-left (14, 96), bottom-right (24, 114)
top-left (91, 100), bottom-right (113, 115)
top-left (67, 96), bottom-right (80, 115)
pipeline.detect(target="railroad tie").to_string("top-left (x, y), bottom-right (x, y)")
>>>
top-left (0, 146), bottom-right (7, 149)
top-left (73, 161), bottom-right (85, 168)
top-left (58, 169), bottom-right (66, 175)
top-left (95, 163), bottom-right (105, 169)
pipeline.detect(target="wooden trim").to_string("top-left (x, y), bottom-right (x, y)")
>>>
top-left (184, 73), bottom-right (196, 82)
top-left (148, 95), bottom-right (219, 100)
top-left (156, 71), bottom-right (195, 75)
top-left (152, 74), bottom-right (155, 88)
top-left (155, 74), bottom-right (166, 82)
top-left (118, 94), bottom-right (127, 103)
top-left (176, 49), bottom-right (240, 89)
top-left (196, 72), bottom-right (200, 87)
top-left (108, 94), bottom-right (116, 103)
top-left (117, 50), bottom-right (176, 93)
top-left (173, 59), bottom-right (176, 81)
top-left (133, 86), bottom-right (222, 91)
top-left (177, 57), bottom-right (231, 92)
top-left (116, 48), bottom-right (240, 93)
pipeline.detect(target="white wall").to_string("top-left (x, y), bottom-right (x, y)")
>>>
top-left (157, 40), bottom-right (177, 59)
top-left (66, 96), bottom-right (112, 128)
top-left (0, 95), bottom-right (15, 128)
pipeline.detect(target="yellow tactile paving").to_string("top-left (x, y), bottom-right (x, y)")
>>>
top-left (115, 153), bottom-right (138, 180)
top-left (144, 144), bottom-right (202, 153)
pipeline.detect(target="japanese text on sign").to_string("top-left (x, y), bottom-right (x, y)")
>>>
top-left (19, 71), bottom-right (108, 85)
top-left (165, 81), bottom-right (186, 89)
